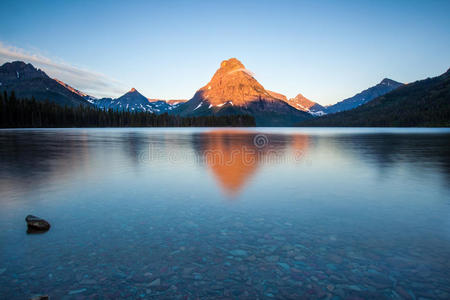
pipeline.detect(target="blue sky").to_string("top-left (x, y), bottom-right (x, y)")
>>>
top-left (1, 0), bottom-right (449, 104)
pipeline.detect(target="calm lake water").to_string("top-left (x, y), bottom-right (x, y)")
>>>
top-left (0, 128), bottom-right (449, 299)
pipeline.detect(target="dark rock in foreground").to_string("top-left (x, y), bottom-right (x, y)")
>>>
top-left (26, 215), bottom-right (51, 233)
top-left (30, 295), bottom-right (49, 300)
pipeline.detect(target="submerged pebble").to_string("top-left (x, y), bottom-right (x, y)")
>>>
top-left (149, 278), bottom-right (160, 286)
top-left (230, 249), bottom-right (248, 257)
top-left (68, 288), bottom-right (86, 295)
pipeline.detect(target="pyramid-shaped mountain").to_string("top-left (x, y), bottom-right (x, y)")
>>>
top-left (0, 61), bottom-right (90, 107)
top-left (115, 88), bottom-right (151, 108)
top-left (175, 58), bottom-right (310, 126)
top-left (92, 88), bottom-right (150, 111)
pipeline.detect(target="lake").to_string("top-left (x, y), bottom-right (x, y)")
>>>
top-left (0, 128), bottom-right (449, 299)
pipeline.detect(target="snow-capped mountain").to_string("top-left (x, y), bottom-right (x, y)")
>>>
top-left (90, 88), bottom-right (185, 113)
top-left (325, 78), bottom-right (403, 114)
top-left (287, 94), bottom-right (326, 116)
top-left (163, 99), bottom-right (187, 106)
top-left (175, 58), bottom-right (310, 126)
top-left (267, 91), bottom-right (326, 116)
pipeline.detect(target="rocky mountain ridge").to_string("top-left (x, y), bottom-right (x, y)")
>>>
top-left (175, 58), bottom-right (311, 126)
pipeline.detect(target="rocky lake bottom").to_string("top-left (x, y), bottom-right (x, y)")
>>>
top-left (0, 128), bottom-right (449, 299)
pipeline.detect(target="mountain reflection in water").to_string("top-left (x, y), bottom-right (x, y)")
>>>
top-left (192, 130), bottom-right (309, 196)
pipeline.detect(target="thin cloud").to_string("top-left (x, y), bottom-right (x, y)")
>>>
top-left (0, 42), bottom-right (127, 98)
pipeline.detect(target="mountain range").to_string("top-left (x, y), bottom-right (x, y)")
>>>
top-left (89, 88), bottom-right (185, 114)
top-left (298, 68), bottom-right (450, 127)
top-left (1, 59), bottom-right (447, 127)
top-left (0, 61), bottom-right (185, 113)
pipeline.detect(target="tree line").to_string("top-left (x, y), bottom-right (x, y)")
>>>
top-left (0, 91), bottom-right (256, 128)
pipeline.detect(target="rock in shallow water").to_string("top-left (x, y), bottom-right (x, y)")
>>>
top-left (25, 215), bottom-right (51, 233)
top-left (30, 295), bottom-right (49, 300)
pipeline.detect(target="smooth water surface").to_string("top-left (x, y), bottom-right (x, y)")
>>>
top-left (0, 128), bottom-right (449, 299)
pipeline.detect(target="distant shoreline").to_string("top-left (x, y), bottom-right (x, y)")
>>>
top-left (2, 126), bottom-right (450, 129)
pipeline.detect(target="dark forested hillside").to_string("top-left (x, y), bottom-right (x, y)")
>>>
top-left (298, 69), bottom-right (450, 127)
top-left (0, 92), bottom-right (255, 128)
